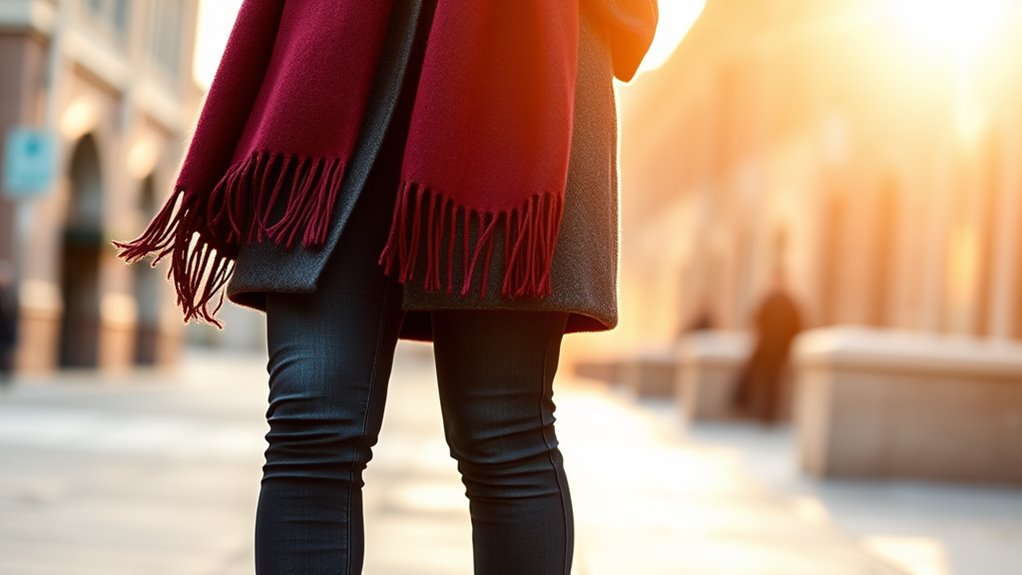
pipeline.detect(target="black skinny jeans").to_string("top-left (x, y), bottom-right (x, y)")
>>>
top-left (254, 159), bottom-right (574, 573)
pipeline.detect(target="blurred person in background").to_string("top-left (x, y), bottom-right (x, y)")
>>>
top-left (733, 267), bottom-right (803, 424)
top-left (0, 260), bottom-right (17, 390)
top-left (113, 1), bottom-right (656, 573)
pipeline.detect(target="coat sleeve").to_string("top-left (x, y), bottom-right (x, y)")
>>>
top-left (584, 0), bottom-right (658, 82)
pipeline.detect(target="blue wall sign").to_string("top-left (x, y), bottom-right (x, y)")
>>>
top-left (3, 128), bottom-right (57, 200)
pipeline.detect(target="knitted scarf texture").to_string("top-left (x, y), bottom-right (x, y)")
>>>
top-left (114, 0), bottom-right (580, 325)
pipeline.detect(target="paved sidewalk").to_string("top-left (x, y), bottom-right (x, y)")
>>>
top-left (639, 400), bottom-right (1022, 575)
top-left (0, 345), bottom-right (956, 574)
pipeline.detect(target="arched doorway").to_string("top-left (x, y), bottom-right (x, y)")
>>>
top-left (58, 134), bottom-right (104, 368)
top-left (133, 173), bottom-right (160, 365)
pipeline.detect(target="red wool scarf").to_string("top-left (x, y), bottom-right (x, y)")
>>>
top-left (114, 0), bottom-right (579, 325)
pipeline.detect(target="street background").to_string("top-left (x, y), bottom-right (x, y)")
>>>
top-left (1, 346), bottom-right (1019, 575)
top-left (2, 1), bottom-right (1022, 573)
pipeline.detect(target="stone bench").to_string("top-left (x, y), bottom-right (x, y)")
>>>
top-left (794, 327), bottom-right (1022, 484)
top-left (572, 348), bottom-right (678, 397)
top-left (674, 331), bottom-right (751, 422)
top-left (576, 342), bottom-right (719, 399)
top-left (620, 346), bottom-right (679, 397)
top-left (573, 357), bottom-right (624, 385)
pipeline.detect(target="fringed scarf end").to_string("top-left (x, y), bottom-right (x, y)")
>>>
top-left (111, 188), bottom-right (233, 328)
top-left (379, 183), bottom-right (563, 300)
top-left (114, 150), bottom-right (347, 327)
top-left (207, 150), bottom-right (346, 249)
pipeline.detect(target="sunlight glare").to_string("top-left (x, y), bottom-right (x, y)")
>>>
top-left (862, 536), bottom-right (951, 575)
top-left (885, 0), bottom-right (1011, 59)
top-left (637, 0), bottom-right (706, 75)
top-left (193, 0), bottom-right (243, 90)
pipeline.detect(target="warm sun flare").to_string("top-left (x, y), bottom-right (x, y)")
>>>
top-left (884, 0), bottom-right (1013, 59)
top-left (636, 1), bottom-right (706, 75)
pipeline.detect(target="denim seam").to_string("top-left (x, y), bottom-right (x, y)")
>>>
top-left (344, 278), bottom-right (392, 575)
top-left (537, 314), bottom-right (570, 575)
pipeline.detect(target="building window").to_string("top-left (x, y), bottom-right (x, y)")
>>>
top-left (113, 0), bottom-right (128, 31)
top-left (80, 0), bottom-right (130, 45)
top-left (148, 0), bottom-right (183, 78)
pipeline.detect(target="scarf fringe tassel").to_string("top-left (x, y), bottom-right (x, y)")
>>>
top-left (112, 151), bottom-right (346, 326)
top-left (379, 182), bottom-right (563, 299)
top-left (114, 154), bottom-right (562, 326)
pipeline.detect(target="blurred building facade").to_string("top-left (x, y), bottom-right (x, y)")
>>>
top-left (0, 0), bottom-right (202, 371)
top-left (617, 0), bottom-right (1022, 344)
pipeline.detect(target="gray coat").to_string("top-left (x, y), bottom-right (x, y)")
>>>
top-left (226, 0), bottom-right (640, 341)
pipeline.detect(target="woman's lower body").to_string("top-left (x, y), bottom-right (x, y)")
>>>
top-left (253, 148), bottom-right (574, 573)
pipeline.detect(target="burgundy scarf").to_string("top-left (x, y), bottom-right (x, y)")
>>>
top-left (114, 0), bottom-right (579, 325)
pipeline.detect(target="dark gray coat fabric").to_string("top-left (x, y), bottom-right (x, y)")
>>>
top-left (226, 1), bottom-right (621, 341)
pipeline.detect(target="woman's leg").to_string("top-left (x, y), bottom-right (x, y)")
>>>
top-left (254, 194), bottom-right (405, 574)
top-left (255, 263), bottom-right (403, 574)
top-left (431, 310), bottom-right (574, 575)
